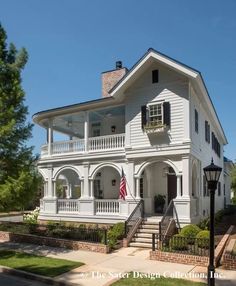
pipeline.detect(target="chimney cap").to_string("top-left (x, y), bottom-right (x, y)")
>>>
top-left (116, 61), bottom-right (122, 69)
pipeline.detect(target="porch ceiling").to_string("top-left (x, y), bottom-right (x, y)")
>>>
top-left (40, 105), bottom-right (125, 137)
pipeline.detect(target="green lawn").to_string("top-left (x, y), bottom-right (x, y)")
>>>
top-left (0, 250), bottom-right (84, 277)
top-left (112, 275), bottom-right (205, 286)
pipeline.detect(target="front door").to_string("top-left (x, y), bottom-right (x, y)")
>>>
top-left (167, 174), bottom-right (177, 204)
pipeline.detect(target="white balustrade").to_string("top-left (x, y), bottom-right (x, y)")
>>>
top-left (89, 133), bottom-right (125, 151)
top-left (41, 134), bottom-right (125, 157)
top-left (95, 200), bottom-right (120, 214)
top-left (58, 199), bottom-right (79, 213)
top-left (41, 145), bottom-right (48, 156)
top-left (52, 139), bottom-right (85, 155)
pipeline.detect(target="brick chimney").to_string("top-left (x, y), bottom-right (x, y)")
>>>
top-left (101, 61), bottom-right (128, 97)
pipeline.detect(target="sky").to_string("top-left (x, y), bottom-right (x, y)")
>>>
top-left (0, 0), bottom-right (235, 160)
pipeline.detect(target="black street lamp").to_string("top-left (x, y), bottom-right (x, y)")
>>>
top-left (203, 159), bottom-right (222, 286)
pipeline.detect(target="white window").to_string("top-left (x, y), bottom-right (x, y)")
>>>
top-left (148, 103), bottom-right (163, 125)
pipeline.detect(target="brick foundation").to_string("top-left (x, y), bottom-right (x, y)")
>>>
top-left (150, 250), bottom-right (209, 266)
top-left (0, 231), bottom-right (109, 253)
top-left (222, 253), bottom-right (236, 270)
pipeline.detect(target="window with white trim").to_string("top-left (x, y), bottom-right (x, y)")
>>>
top-left (148, 103), bottom-right (163, 125)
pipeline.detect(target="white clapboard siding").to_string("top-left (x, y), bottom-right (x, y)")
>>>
top-left (126, 82), bottom-right (186, 148)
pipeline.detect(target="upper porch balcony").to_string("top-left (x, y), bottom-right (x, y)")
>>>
top-left (39, 105), bottom-right (125, 158)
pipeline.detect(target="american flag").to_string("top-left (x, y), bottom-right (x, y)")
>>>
top-left (119, 168), bottom-right (127, 200)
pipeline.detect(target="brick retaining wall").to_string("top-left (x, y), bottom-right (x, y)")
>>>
top-left (0, 231), bottom-right (109, 253)
top-left (150, 250), bottom-right (209, 266)
top-left (222, 238), bottom-right (236, 270)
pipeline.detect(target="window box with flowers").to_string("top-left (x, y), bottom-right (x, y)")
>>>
top-left (141, 101), bottom-right (170, 133)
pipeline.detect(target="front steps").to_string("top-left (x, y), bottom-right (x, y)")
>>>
top-left (129, 218), bottom-right (160, 248)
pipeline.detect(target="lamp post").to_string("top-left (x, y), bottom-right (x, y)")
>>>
top-left (203, 159), bottom-right (222, 286)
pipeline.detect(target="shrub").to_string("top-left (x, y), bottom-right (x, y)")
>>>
top-left (180, 224), bottom-right (201, 244)
top-left (197, 217), bottom-right (210, 230)
top-left (169, 234), bottom-right (188, 250)
top-left (215, 210), bottom-right (224, 223)
top-left (196, 230), bottom-right (210, 249)
top-left (23, 207), bottom-right (40, 224)
top-left (107, 222), bottom-right (125, 249)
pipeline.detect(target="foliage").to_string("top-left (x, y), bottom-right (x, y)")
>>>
top-left (197, 217), bottom-right (210, 230)
top-left (232, 197), bottom-right (236, 205)
top-left (169, 234), bottom-right (188, 250)
top-left (107, 222), bottom-right (125, 249)
top-left (231, 165), bottom-right (236, 196)
top-left (215, 209), bottom-right (225, 223)
top-left (154, 195), bottom-right (166, 207)
top-left (0, 24), bottom-right (38, 211)
top-left (0, 250), bottom-right (83, 277)
top-left (180, 224), bottom-right (201, 244)
top-left (23, 207), bottom-right (40, 224)
top-left (196, 230), bottom-right (210, 249)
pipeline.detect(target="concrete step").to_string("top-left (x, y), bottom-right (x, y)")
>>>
top-left (137, 228), bottom-right (159, 234)
top-left (132, 237), bottom-right (153, 243)
top-left (134, 233), bottom-right (155, 238)
top-left (129, 242), bottom-right (153, 248)
top-left (140, 224), bottom-right (159, 229)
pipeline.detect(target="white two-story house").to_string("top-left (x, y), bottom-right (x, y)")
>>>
top-left (34, 48), bottom-right (229, 226)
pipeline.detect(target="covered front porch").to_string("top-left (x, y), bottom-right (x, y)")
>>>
top-left (38, 156), bottom-right (201, 225)
top-left (38, 105), bottom-right (126, 157)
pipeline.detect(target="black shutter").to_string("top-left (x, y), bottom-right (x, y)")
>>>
top-left (163, 101), bottom-right (170, 127)
top-left (141, 105), bottom-right (147, 130)
top-left (205, 121), bottom-right (208, 142)
top-left (208, 124), bottom-right (210, 143)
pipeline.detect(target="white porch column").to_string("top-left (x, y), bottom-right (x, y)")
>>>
top-left (47, 119), bottom-right (54, 155)
top-left (52, 180), bottom-right (56, 198)
top-left (135, 177), bottom-right (141, 199)
top-left (80, 180), bottom-right (84, 197)
top-left (126, 161), bottom-right (135, 199)
top-left (43, 182), bottom-right (48, 198)
top-left (176, 174), bottom-right (182, 198)
top-left (47, 167), bottom-right (54, 198)
top-left (89, 179), bottom-right (94, 198)
top-left (182, 156), bottom-right (191, 198)
top-left (82, 163), bottom-right (89, 198)
top-left (84, 111), bottom-right (89, 152)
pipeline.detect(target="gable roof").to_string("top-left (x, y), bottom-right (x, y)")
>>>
top-left (109, 48), bottom-right (227, 144)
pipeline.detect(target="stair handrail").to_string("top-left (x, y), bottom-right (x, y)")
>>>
top-left (124, 200), bottom-right (144, 237)
top-left (159, 199), bottom-right (180, 240)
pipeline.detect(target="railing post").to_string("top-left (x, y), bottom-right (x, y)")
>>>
top-left (124, 221), bottom-right (127, 237)
top-left (104, 229), bottom-right (107, 245)
top-left (152, 233), bottom-right (156, 251)
top-left (159, 221), bottom-right (162, 241)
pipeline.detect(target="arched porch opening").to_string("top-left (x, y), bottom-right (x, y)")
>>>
top-left (55, 168), bottom-right (81, 199)
top-left (137, 161), bottom-right (178, 216)
top-left (92, 166), bottom-right (121, 199)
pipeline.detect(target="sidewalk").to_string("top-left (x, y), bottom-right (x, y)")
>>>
top-left (0, 241), bottom-right (236, 286)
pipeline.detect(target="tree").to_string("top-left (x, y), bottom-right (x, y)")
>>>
top-left (231, 165), bottom-right (236, 199)
top-left (0, 23), bottom-right (38, 211)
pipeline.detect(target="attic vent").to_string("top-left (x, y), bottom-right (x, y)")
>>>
top-left (152, 69), bottom-right (159, 83)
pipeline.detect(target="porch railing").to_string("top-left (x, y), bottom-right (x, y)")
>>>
top-left (41, 133), bottom-right (125, 157)
top-left (52, 139), bottom-right (85, 155)
top-left (88, 133), bottom-right (125, 151)
top-left (95, 200), bottom-right (120, 214)
top-left (57, 199), bottom-right (79, 213)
